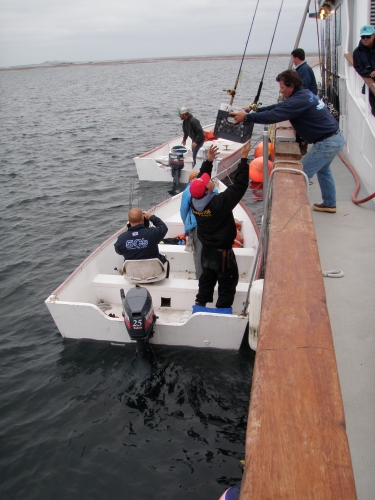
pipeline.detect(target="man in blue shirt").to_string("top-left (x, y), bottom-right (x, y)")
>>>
top-left (291, 48), bottom-right (318, 94)
top-left (291, 48), bottom-right (318, 156)
top-left (230, 70), bottom-right (344, 213)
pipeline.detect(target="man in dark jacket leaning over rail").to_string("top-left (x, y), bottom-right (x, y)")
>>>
top-left (353, 25), bottom-right (375, 117)
top-left (190, 142), bottom-right (251, 309)
top-left (230, 70), bottom-right (344, 214)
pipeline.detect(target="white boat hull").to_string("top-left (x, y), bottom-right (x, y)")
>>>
top-left (134, 124), bottom-right (246, 183)
top-left (46, 183), bottom-right (260, 350)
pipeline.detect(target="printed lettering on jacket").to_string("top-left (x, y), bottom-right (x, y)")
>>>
top-left (126, 239), bottom-right (148, 249)
top-left (192, 208), bottom-right (212, 217)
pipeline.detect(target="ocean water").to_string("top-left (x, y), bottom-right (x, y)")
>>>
top-left (0, 56), bottom-right (290, 499)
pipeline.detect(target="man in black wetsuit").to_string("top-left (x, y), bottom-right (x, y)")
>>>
top-left (114, 208), bottom-right (167, 262)
top-left (353, 25), bottom-right (375, 116)
top-left (190, 142), bottom-right (251, 309)
top-left (179, 107), bottom-right (205, 167)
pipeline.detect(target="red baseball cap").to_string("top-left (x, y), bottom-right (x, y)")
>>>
top-left (189, 173), bottom-right (211, 199)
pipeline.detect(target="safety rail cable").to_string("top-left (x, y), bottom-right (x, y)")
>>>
top-left (241, 164), bottom-right (308, 315)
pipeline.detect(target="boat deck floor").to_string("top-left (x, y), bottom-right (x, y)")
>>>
top-left (101, 270), bottom-right (250, 322)
top-left (309, 152), bottom-right (375, 499)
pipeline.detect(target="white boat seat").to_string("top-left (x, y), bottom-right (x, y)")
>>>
top-left (123, 258), bottom-right (168, 283)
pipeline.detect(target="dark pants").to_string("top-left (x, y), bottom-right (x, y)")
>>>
top-left (192, 140), bottom-right (204, 167)
top-left (196, 247), bottom-right (239, 308)
top-left (370, 91), bottom-right (375, 117)
top-left (362, 84), bottom-right (375, 116)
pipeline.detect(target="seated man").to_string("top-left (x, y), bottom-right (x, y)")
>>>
top-left (114, 208), bottom-right (168, 263)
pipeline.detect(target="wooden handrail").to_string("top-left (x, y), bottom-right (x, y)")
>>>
top-left (345, 52), bottom-right (375, 96)
top-left (240, 142), bottom-right (356, 499)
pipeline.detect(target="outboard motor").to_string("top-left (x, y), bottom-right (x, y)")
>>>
top-left (120, 286), bottom-right (156, 357)
top-left (169, 145), bottom-right (187, 187)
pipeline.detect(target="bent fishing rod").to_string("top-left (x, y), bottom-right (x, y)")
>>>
top-left (226, 0), bottom-right (285, 110)
top-left (251, 0), bottom-right (285, 109)
top-left (225, 0), bottom-right (261, 106)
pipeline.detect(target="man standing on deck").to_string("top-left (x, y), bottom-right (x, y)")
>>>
top-left (230, 70), bottom-right (344, 213)
top-left (179, 107), bottom-right (205, 167)
top-left (190, 142), bottom-right (251, 309)
top-left (114, 208), bottom-right (168, 262)
top-left (291, 48), bottom-right (318, 156)
top-left (291, 48), bottom-right (318, 95)
top-left (353, 25), bottom-right (375, 117)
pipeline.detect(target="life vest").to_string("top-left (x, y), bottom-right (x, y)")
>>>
top-left (232, 220), bottom-right (244, 248)
top-left (204, 130), bottom-right (219, 141)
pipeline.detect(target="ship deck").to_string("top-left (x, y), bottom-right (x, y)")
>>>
top-left (310, 153), bottom-right (375, 499)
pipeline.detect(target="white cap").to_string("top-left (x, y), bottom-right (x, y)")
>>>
top-left (179, 107), bottom-right (188, 116)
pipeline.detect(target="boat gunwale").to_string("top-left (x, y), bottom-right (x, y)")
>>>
top-left (48, 192), bottom-right (260, 298)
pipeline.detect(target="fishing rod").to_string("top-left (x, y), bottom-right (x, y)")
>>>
top-left (224, 0), bottom-right (261, 106)
top-left (250, 0), bottom-right (285, 109)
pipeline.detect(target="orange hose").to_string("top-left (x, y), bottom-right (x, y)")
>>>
top-left (338, 152), bottom-right (375, 204)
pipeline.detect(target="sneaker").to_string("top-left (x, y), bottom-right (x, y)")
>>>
top-left (313, 203), bottom-right (336, 213)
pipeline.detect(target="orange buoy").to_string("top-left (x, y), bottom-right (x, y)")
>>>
top-left (254, 142), bottom-right (275, 161)
top-left (249, 157), bottom-right (273, 182)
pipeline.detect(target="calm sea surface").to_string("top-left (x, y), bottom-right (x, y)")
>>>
top-left (1, 56), bottom-right (289, 499)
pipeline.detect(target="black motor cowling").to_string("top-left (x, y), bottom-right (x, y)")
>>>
top-left (169, 146), bottom-right (186, 187)
top-left (121, 286), bottom-right (155, 351)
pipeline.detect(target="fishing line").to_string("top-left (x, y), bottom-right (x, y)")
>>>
top-left (227, 0), bottom-right (261, 105)
top-left (252, 0), bottom-right (285, 106)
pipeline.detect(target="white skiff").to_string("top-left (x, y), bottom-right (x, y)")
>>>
top-left (134, 124), bottom-right (246, 184)
top-left (45, 182), bottom-right (261, 350)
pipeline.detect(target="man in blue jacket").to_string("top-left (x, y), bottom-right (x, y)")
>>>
top-left (353, 25), bottom-right (375, 116)
top-left (114, 208), bottom-right (168, 262)
top-left (291, 48), bottom-right (318, 156)
top-left (291, 48), bottom-right (318, 94)
top-left (231, 70), bottom-right (344, 213)
top-left (190, 142), bottom-right (250, 309)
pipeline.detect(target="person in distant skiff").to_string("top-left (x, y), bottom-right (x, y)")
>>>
top-left (353, 25), bottom-right (375, 116)
top-left (230, 70), bottom-right (344, 214)
top-left (114, 208), bottom-right (168, 263)
top-left (179, 107), bottom-right (205, 167)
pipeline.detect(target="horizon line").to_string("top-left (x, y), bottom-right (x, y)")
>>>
top-left (0, 53), bottom-right (319, 71)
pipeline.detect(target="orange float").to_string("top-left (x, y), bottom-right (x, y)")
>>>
top-left (254, 142), bottom-right (275, 161)
top-left (249, 157), bottom-right (273, 182)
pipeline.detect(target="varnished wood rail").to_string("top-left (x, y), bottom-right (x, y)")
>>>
top-left (240, 139), bottom-right (356, 498)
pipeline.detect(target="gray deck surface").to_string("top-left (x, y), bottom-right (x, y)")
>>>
top-left (309, 153), bottom-right (375, 499)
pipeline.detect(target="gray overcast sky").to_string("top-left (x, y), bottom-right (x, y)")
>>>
top-left (0, 0), bottom-right (318, 67)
